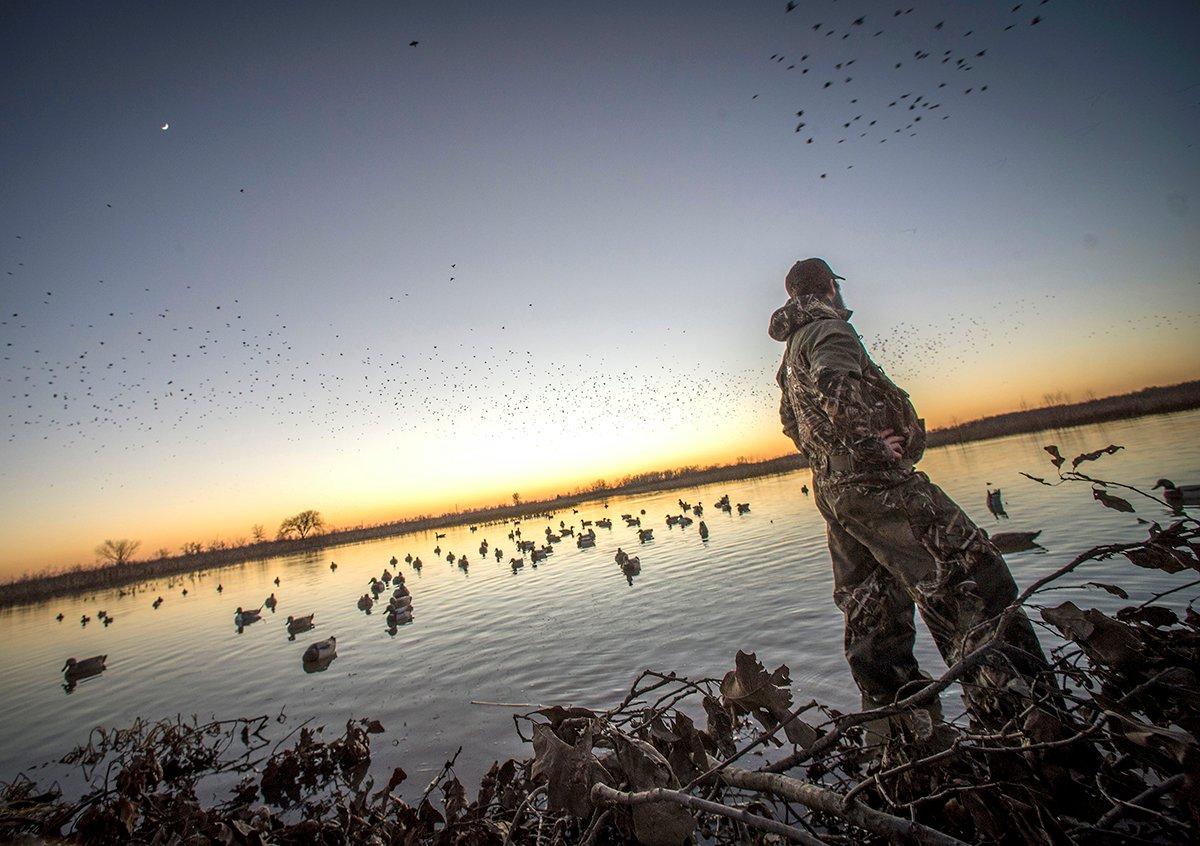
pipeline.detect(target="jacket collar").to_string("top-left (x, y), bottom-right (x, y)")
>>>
top-left (768, 295), bottom-right (852, 342)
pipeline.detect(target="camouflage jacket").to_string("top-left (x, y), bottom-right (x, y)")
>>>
top-left (770, 295), bottom-right (925, 481)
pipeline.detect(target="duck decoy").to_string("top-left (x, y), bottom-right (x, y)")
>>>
top-left (1153, 479), bottom-right (1200, 506)
top-left (235, 606), bottom-right (263, 626)
top-left (736, 503), bottom-right (751, 514)
top-left (63, 655), bottom-right (107, 681)
top-left (55, 612), bottom-right (64, 622)
top-left (264, 593), bottom-right (277, 611)
top-left (302, 636), bottom-right (337, 667)
top-left (330, 561), bottom-right (338, 571)
top-left (412, 557), bottom-right (423, 570)
top-left (699, 521), bottom-right (709, 540)
top-left (638, 528), bottom-right (654, 543)
top-left (990, 531), bottom-right (1044, 554)
top-left (286, 613), bottom-right (315, 635)
top-left (217, 583), bottom-right (223, 593)
top-left (391, 556), bottom-right (399, 566)
top-left (986, 485), bottom-right (1008, 519)
top-left (273, 576), bottom-right (281, 586)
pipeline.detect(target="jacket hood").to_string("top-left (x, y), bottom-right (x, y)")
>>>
top-left (768, 296), bottom-right (852, 342)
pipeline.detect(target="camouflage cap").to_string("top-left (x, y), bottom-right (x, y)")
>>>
top-left (786, 258), bottom-right (845, 297)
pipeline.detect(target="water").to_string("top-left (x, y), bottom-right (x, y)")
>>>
top-left (1, 410), bottom-right (1198, 797)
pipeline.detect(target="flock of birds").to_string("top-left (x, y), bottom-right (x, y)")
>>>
top-left (753, 1), bottom-right (1056, 180)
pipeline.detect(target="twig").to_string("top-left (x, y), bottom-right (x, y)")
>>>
top-left (592, 783), bottom-right (832, 846)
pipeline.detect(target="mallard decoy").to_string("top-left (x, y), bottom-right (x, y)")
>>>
top-left (302, 636), bottom-right (337, 663)
top-left (273, 576), bottom-right (281, 586)
top-left (699, 521), bottom-right (709, 540)
top-left (330, 561), bottom-right (338, 571)
top-left (63, 655), bottom-right (107, 680)
top-left (216, 583), bottom-right (223, 593)
top-left (736, 503), bottom-right (751, 514)
top-left (286, 614), bottom-right (315, 635)
top-left (1153, 479), bottom-right (1200, 506)
top-left (391, 556), bottom-right (399, 566)
top-left (638, 528), bottom-right (654, 543)
top-left (434, 545), bottom-right (441, 555)
top-left (387, 607), bottom-right (413, 626)
top-left (357, 594), bottom-right (374, 612)
top-left (235, 606), bottom-right (263, 626)
top-left (621, 556), bottom-right (641, 576)
top-left (264, 593), bottom-right (277, 611)
top-left (510, 557), bottom-right (525, 570)
top-left (990, 531), bottom-right (1043, 553)
top-left (986, 485), bottom-right (1008, 519)
top-left (800, 485), bottom-right (809, 496)
top-left (55, 612), bottom-right (64, 622)
top-left (412, 557), bottom-right (423, 570)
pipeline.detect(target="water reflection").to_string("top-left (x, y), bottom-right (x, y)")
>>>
top-left (0, 410), bottom-right (1197, 797)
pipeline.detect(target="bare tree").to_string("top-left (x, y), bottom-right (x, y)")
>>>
top-left (95, 538), bottom-right (141, 566)
top-left (251, 524), bottom-right (266, 543)
top-left (155, 547), bottom-right (171, 560)
top-left (278, 509), bottom-right (324, 540)
top-left (512, 492), bottom-right (521, 506)
top-left (180, 541), bottom-right (204, 556)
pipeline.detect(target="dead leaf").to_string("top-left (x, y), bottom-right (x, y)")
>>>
top-left (531, 722), bottom-right (611, 819)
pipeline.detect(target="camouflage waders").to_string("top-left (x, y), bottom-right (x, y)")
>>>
top-left (814, 470), bottom-right (1050, 725)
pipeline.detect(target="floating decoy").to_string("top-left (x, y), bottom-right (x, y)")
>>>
top-left (1153, 479), bottom-right (1200, 506)
top-left (217, 584), bottom-right (223, 593)
top-left (63, 655), bottom-right (106, 681)
top-left (330, 561), bottom-right (338, 571)
top-left (357, 594), bottom-right (374, 612)
top-left (986, 485), bottom-right (1008, 519)
top-left (55, 613), bottom-right (64, 622)
top-left (235, 606), bottom-right (263, 626)
top-left (412, 557), bottom-right (423, 570)
top-left (264, 592), bottom-right (277, 610)
top-left (638, 528), bottom-right (654, 542)
top-left (286, 614), bottom-right (315, 635)
top-left (391, 556), bottom-right (399, 566)
top-left (273, 576), bottom-right (281, 586)
top-left (736, 503), bottom-right (751, 514)
top-left (699, 521), bottom-right (709, 540)
top-left (800, 485), bottom-right (809, 496)
top-left (510, 557), bottom-right (525, 570)
top-left (990, 531), bottom-right (1043, 553)
top-left (302, 636), bottom-right (337, 663)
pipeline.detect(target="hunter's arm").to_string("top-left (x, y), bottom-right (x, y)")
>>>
top-left (795, 320), bottom-right (891, 464)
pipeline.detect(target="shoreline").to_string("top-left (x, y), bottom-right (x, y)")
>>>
top-left (2, 379), bottom-right (1197, 609)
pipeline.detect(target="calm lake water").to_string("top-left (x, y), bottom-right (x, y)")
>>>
top-left (2, 410), bottom-right (1198, 798)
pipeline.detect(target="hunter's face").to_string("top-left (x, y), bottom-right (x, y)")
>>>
top-left (828, 279), bottom-right (847, 310)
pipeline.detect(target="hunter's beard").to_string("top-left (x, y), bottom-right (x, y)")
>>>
top-left (829, 287), bottom-right (848, 311)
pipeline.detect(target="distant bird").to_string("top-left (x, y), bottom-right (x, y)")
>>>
top-left (801, 485), bottom-right (809, 495)
top-left (55, 612), bottom-right (64, 621)
top-left (409, 40), bottom-right (419, 47)
top-left (63, 655), bottom-right (106, 681)
top-left (990, 531), bottom-right (1043, 553)
top-left (160, 123), bottom-right (169, 131)
top-left (785, 1), bottom-right (797, 12)
top-left (302, 636), bottom-right (337, 663)
top-left (1153, 479), bottom-right (1200, 506)
top-left (286, 614), bottom-right (315, 635)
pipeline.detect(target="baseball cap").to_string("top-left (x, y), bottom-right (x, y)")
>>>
top-left (786, 258), bottom-right (845, 297)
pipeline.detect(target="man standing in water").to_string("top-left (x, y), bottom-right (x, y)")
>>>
top-left (771, 258), bottom-right (1049, 728)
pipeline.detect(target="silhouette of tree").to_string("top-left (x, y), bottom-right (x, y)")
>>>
top-left (95, 538), bottom-right (140, 566)
top-left (180, 541), bottom-right (204, 555)
top-left (251, 524), bottom-right (266, 543)
top-left (278, 509), bottom-right (324, 540)
top-left (512, 492), bottom-right (521, 506)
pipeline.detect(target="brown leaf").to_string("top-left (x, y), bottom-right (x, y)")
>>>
top-left (364, 719), bottom-right (385, 734)
top-left (1041, 602), bottom-right (1142, 669)
top-left (530, 722), bottom-right (611, 819)
top-left (613, 733), bottom-right (696, 846)
top-left (719, 650), bottom-right (811, 744)
top-left (1093, 489), bottom-right (1135, 513)
top-left (1086, 582), bottom-right (1129, 599)
top-left (1072, 444), bottom-right (1124, 468)
top-left (1116, 605), bottom-right (1179, 628)
top-left (1044, 445), bottom-right (1065, 469)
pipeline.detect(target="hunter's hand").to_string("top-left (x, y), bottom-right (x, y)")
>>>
top-left (880, 429), bottom-right (905, 461)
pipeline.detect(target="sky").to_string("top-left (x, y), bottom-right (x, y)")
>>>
top-left (1, 0), bottom-right (1198, 577)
